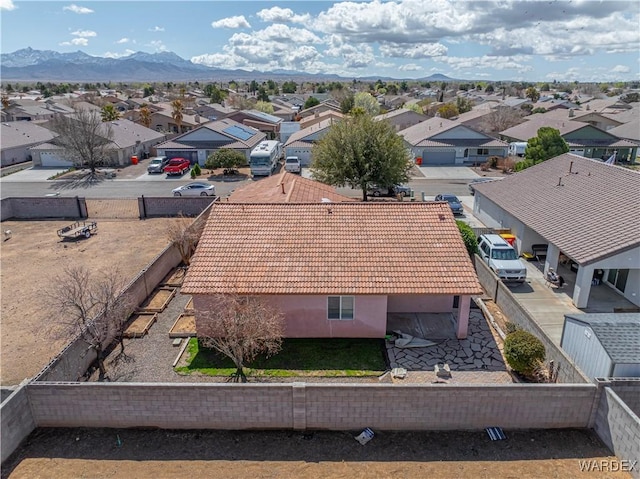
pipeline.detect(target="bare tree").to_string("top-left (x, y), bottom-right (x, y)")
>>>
top-left (49, 106), bottom-right (114, 178)
top-left (47, 266), bottom-right (136, 379)
top-left (197, 294), bottom-right (285, 382)
top-left (479, 106), bottom-right (525, 135)
top-left (165, 215), bottom-right (204, 266)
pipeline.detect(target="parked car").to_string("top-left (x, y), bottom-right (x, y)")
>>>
top-left (172, 182), bottom-right (215, 197)
top-left (147, 156), bottom-right (169, 174)
top-left (435, 193), bottom-right (464, 215)
top-left (468, 177), bottom-right (503, 195)
top-left (284, 156), bottom-right (301, 173)
top-left (368, 184), bottom-right (411, 197)
top-left (163, 158), bottom-right (191, 176)
top-left (477, 234), bottom-right (527, 283)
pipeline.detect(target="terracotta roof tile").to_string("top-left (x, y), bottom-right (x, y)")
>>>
top-left (473, 153), bottom-right (640, 264)
top-left (182, 203), bottom-right (483, 296)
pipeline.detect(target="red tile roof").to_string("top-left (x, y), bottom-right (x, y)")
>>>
top-left (228, 170), bottom-right (355, 203)
top-left (182, 203), bottom-right (483, 296)
top-left (473, 153), bottom-right (640, 265)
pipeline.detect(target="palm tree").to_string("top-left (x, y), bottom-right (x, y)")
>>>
top-left (101, 103), bottom-right (119, 122)
top-left (171, 99), bottom-right (183, 133)
top-left (139, 105), bottom-right (152, 129)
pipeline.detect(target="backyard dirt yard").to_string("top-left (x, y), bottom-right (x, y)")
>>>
top-left (0, 218), bottom-right (179, 386)
top-left (2, 427), bottom-right (631, 479)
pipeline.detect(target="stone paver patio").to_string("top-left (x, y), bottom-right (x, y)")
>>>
top-left (386, 309), bottom-right (512, 383)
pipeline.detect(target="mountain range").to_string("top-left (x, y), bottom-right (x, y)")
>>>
top-left (0, 47), bottom-right (456, 83)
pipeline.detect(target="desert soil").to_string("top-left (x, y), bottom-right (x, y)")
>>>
top-left (2, 427), bottom-right (630, 479)
top-left (0, 218), bottom-right (179, 385)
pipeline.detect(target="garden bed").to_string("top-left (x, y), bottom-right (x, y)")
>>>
top-left (169, 313), bottom-right (196, 338)
top-left (123, 312), bottom-right (158, 338)
top-left (137, 286), bottom-right (177, 313)
top-left (161, 267), bottom-right (187, 287)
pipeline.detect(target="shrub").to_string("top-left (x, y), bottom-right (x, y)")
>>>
top-left (504, 330), bottom-right (546, 376)
top-left (190, 168), bottom-right (197, 179)
top-left (504, 321), bottom-right (520, 335)
top-left (456, 220), bottom-right (477, 257)
top-left (192, 163), bottom-right (201, 176)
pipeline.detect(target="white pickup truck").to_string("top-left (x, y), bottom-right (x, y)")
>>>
top-left (284, 156), bottom-right (301, 173)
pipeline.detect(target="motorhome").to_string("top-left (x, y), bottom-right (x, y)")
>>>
top-left (249, 140), bottom-right (282, 176)
top-left (508, 142), bottom-right (527, 157)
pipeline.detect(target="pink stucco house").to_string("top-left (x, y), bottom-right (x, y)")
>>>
top-left (181, 202), bottom-right (483, 339)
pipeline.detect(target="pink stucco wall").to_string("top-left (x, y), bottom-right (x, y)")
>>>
top-left (387, 294), bottom-right (453, 313)
top-left (192, 294), bottom-right (388, 338)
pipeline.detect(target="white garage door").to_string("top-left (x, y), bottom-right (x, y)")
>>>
top-left (423, 149), bottom-right (456, 165)
top-left (40, 151), bottom-right (73, 167)
top-left (286, 148), bottom-right (312, 166)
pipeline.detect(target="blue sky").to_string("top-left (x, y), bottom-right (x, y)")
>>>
top-left (1, 0), bottom-right (638, 82)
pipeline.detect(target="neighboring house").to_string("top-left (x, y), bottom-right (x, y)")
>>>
top-left (608, 119), bottom-right (640, 161)
top-left (2, 99), bottom-right (75, 122)
top-left (453, 108), bottom-right (494, 131)
top-left (499, 115), bottom-right (638, 162)
top-left (535, 109), bottom-right (623, 132)
top-left (155, 118), bottom-right (265, 166)
top-left (182, 202), bottom-right (482, 340)
top-left (193, 103), bottom-right (234, 122)
top-left (299, 110), bottom-right (344, 130)
top-left (0, 121), bottom-right (57, 166)
top-left (374, 109), bottom-right (427, 132)
top-left (29, 119), bottom-right (166, 167)
top-left (297, 100), bottom-right (342, 119)
top-left (279, 121), bottom-right (301, 145)
top-left (225, 109), bottom-right (283, 139)
top-left (472, 153), bottom-right (640, 309)
top-left (228, 169), bottom-right (355, 203)
top-left (283, 117), bottom-right (337, 166)
top-left (399, 117), bottom-right (508, 165)
top-left (561, 313), bottom-right (640, 379)
top-left (149, 109), bottom-right (203, 135)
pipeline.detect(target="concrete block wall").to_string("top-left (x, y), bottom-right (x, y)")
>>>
top-left (0, 197), bottom-right (86, 220)
top-left (1, 381), bottom-right (35, 463)
top-left (475, 258), bottom-right (589, 384)
top-left (25, 382), bottom-right (595, 432)
top-left (593, 386), bottom-right (640, 478)
top-left (607, 379), bottom-right (640, 417)
top-left (27, 383), bottom-right (293, 429)
top-left (139, 196), bottom-right (217, 218)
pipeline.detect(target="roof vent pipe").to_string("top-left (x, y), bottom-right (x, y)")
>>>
top-left (569, 161), bottom-right (573, 173)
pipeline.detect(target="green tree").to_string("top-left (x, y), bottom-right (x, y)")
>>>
top-left (456, 96), bottom-right (473, 114)
top-left (204, 84), bottom-right (225, 104)
top-left (282, 81), bottom-right (297, 93)
top-left (205, 148), bottom-right (247, 174)
top-left (249, 80), bottom-right (259, 94)
top-left (353, 92), bottom-right (380, 116)
top-left (405, 103), bottom-right (422, 114)
top-left (101, 103), bottom-right (120, 122)
top-left (525, 87), bottom-right (540, 103)
top-left (143, 84), bottom-right (155, 97)
top-left (340, 94), bottom-right (355, 114)
top-left (139, 105), bottom-right (152, 129)
top-left (304, 96), bottom-right (320, 109)
top-left (525, 127), bottom-right (569, 165)
top-left (255, 100), bottom-right (274, 114)
top-left (485, 84), bottom-right (495, 93)
top-left (437, 103), bottom-right (459, 119)
top-left (256, 86), bottom-right (269, 102)
top-left (310, 114), bottom-right (412, 201)
top-left (171, 99), bottom-right (184, 133)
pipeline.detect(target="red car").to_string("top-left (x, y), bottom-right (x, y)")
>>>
top-left (163, 157), bottom-right (191, 176)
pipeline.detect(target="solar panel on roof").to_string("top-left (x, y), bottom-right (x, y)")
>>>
top-left (222, 125), bottom-right (255, 141)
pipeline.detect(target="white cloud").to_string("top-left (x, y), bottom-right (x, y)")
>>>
top-left (256, 7), bottom-right (311, 24)
top-left (148, 26), bottom-right (164, 32)
top-left (63, 4), bottom-right (93, 14)
top-left (437, 54), bottom-right (533, 73)
top-left (116, 38), bottom-right (130, 44)
top-left (0, 0), bottom-right (17, 11)
top-left (146, 40), bottom-right (167, 52)
top-left (211, 16), bottom-right (251, 29)
top-left (380, 42), bottom-right (448, 59)
top-left (59, 38), bottom-right (89, 46)
top-left (71, 29), bottom-right (96, 38)
top-left (611, 65), bottom-right (630, 73)
top-left (103, 49), bottom-right (136, 59)
top-left (398, 63), bottom-right (422, 72)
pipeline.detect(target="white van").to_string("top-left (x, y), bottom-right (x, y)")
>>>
top-left (477, 234), bottom-right (527, 283)
top-left (284, 156), bottom-right (301, 173)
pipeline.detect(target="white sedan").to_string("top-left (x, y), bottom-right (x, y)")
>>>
top-left (172, 182), bottom-right (216, 197)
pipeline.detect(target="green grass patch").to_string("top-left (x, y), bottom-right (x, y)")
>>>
top-left (175, 337), bottom-right (387, 378)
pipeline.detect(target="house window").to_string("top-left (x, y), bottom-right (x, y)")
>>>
top-left (477, 148), bottom-right (489, 155)
top-left (328, 296), bottom-right (354, 320)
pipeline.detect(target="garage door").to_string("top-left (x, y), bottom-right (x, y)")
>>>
top-left (423, 149), bottom-right (456, 165)
top-left (40, 151), bottom-right (73, 167)
top-left (167, 151), bottom-right (198, 165)
top-left (286, 148), bottom-right (312, 166)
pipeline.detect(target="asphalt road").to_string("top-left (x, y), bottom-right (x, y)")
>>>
top-left (0, 165), bottom-right (482, 200)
